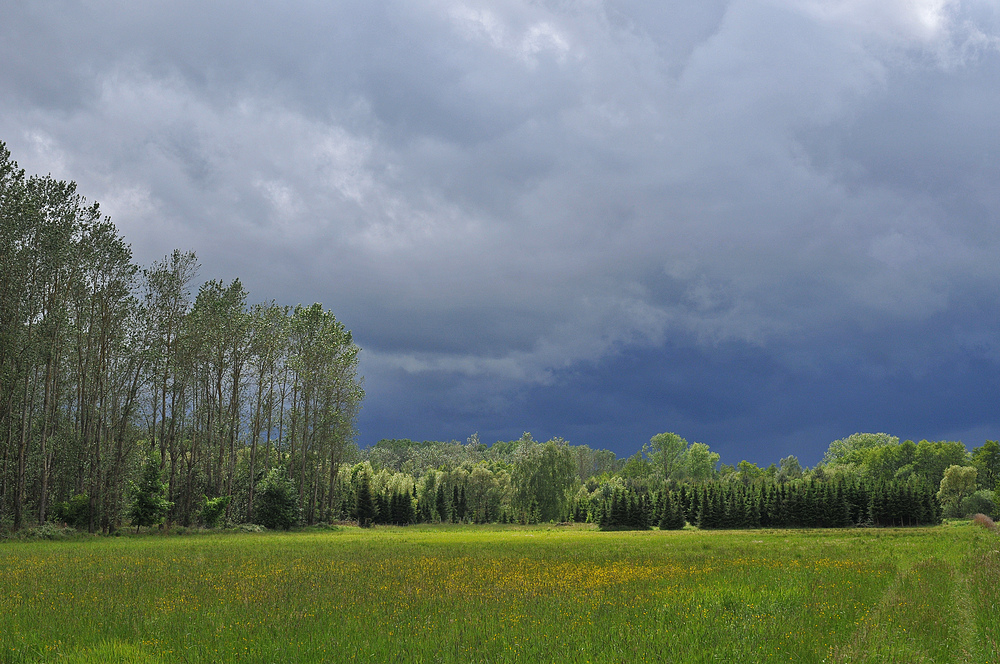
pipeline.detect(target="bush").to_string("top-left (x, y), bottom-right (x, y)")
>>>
top-left (972, 513), bottom-right (997, 532)
top-left (231, 523), bottom-right (267, 533)
top-left (253, 468), bottom-right (300, 530)
top-left (128, 461), bottom-right (173, 532)
top-left (199, 495), bottom-right (232, 528)
top-left (19, 523), bottom-right (79, 541)
top-left (52, 494), bottom-right (92, 529)
top-left (960, 490), bottom-right (995, 519)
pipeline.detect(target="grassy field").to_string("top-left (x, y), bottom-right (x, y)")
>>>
top-left (1, 522), bottom-right (998, 663)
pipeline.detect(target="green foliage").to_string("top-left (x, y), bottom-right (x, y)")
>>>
top-left (322, 431), bottom-right (960, 530)
top-left (821, 434), bottom-right (972, 493)
top-left (11, 523), bottom-right (80, 541)
top-left (232, 523), bottom-right (266, 533)
top-left (823, 432), bottom-right (899, 465)
top-left (200, 495), bottom-right (232, 528)
top-left (776, 455), bottom-right (803, 483)
top-left (937, 465), bottom-right (978, 518)
top-left (598, 487), bottom-right (654, 530)
top-left (619, 452), bottom-right (653, 481)
top-left (685, 442), bottom-right (720, 481)
top-left (253, 468), bottom-right (300, 530)
top-left (914, 440), bottom-right (970, 488)
top-left (355, 470), bottom-right (376, 527)
top-left (959, 490), bottom-right (995, 520)
top-left (972, 440), bottom-right (1000, 490)
top-left (645, 432), bottom-right (689, 481)
top-left (512, 436), bottom-right (576, 522)
top-left (52, 494), bottom-right (92, 529)
top-left (128, 461), bottom-right (173, 532)
top-left (658, 490), bottom-right (686, 530)
top-left (735, 460), bottom-right (765, 484)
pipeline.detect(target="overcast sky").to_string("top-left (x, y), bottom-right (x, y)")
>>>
top-left (4, 0), bottom-right (1000, 465)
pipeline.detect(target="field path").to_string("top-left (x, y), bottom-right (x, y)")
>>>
top-left (832, 554), bottom-right (981, 664)
top-left (948, 563), bottom-right (980, 663)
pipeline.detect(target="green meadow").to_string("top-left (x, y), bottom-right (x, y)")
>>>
top-left (2, 523), bottom-right (998, 663)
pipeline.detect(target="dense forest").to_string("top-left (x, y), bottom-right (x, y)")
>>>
top-left (1, 142), bottom-right (363, 533)
top-left (2, 141), bottom-right (998, 534)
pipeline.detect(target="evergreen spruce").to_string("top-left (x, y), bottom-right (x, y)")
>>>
top-left (637, 493), bottom-right (651, 530)
top-left (459, 486), bottom-right (468, 522)
top-left (679, 485), bottom-right (691, 522)
top-left (659, 491), bottom-right (685, 530)
top-left (436, 483), bottom-right (448, 523)
top-left (356, 473), bottom-right (376, 528)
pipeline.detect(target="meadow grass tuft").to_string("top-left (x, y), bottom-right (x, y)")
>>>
top-left (972, 513), bottom-right (997, 532)
top-left (1, 523), bottom-right (997, 663)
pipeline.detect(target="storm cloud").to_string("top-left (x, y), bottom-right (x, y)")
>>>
top-left (4, 0), bottom-right (1000, 464)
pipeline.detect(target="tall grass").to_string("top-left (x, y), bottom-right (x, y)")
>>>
top-left (1, 523), bottom-right (997, 663)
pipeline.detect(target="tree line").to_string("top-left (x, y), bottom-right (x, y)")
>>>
top-left (0, 141), bottom-right (363, 533)
top-left (595, 477), bottom-right (940, 530)
top-left (298, 430), bottom-right (993, 531)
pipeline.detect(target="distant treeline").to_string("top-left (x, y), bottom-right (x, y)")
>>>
top-left (324, 431), bottom-right (994, 530)
top-left (597, 478), bottom-right (940, 530)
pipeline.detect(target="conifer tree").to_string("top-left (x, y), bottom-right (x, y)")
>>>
top-left (679, 485), bottom-right (690, 522)
top-left (458, 485), bottom-right (468, 522)
top-left (659, 491), bottom-right (685, 530)
top-left (356, 472), bottom-right (375, 527)
top-left (436, 483), bottom-right (448, 522)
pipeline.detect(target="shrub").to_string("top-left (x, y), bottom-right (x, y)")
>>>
top-left (253, 468), bottom-right (299, 530)
top-left (232, 523), bottom-right (266, 533)
top-left (19, 523), bottom-right (79, 541)
top-left (960, 490), bottom-right (995, 519)
top-left (53, 494), bottom-right (92, 529)
top-left (129, 461), bottom-right (173, 532)
top-left (972, 513), bottom-right (997, 532)
top-left (199, 495), bottom-right (232, 528)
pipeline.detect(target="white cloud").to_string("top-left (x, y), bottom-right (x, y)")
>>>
top-left (449, 3), bottom-right (573, 66)
top-left (793, 0), bottom-right (958, 43)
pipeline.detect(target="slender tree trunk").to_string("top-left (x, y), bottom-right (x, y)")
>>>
top-left (159, 326), bottom-right (171, 470)
top-left (225, 357), bottom-right (241, 511)
top-left (13, 370), bottom-right (31, 531)
top-left (216, 367), bottom-right (224, 496)
top-left (276, 367), bottom-right (287, 467)
top-left (247, 365), bottom-right (264, 522)
top-left (1, 390), bottom-right (12, 521)
top-left (36, 356), bottom-right (55, 524)
top-left (310, 464), bottom-right (320, 524)
top-left (299, 387), bottom-right (309, 507)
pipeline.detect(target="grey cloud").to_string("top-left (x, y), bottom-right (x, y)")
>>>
top-left (4, 0), bottom-right (1000, 455)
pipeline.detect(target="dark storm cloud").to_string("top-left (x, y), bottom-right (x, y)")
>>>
top-left (4, 0), bottom-right (1000, 461)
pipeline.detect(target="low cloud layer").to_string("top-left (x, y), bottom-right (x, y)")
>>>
top-left (4, 0), bottom-right (1000, 463)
